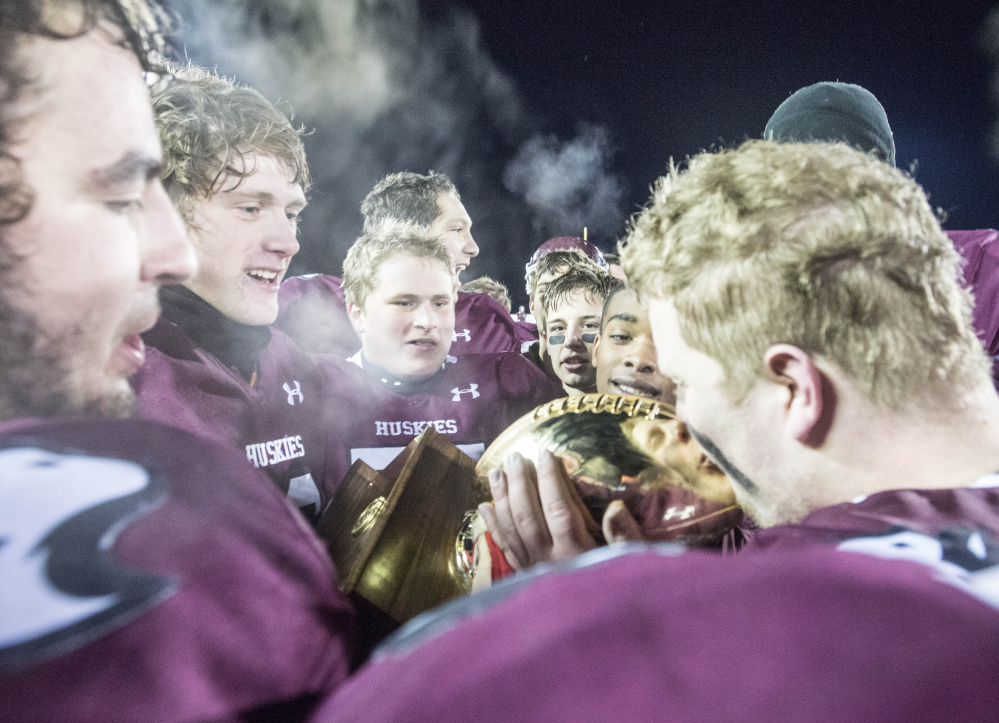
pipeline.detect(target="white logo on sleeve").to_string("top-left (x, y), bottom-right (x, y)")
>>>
top-left (838, 527), bottom-right (999, 611)
top-left (663, 505), bottom-right (696, 521)
top-left (283, 381), bottom-right (304, 405)
top-left (453, 329), bottom-right (472, 342)
top-left (451, 384), bottom-right (480, 401)
top-left (0, 447), bottom-right (173, 666)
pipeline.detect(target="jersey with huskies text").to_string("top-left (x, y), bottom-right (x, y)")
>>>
top-left (0, 418), bottom-right (354, 722)
top-left (320, 352), bottom-right (562, 482)
top-left (131, 318), bottom-right (336, 519)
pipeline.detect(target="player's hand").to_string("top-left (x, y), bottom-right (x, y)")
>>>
top-left (478, 450), bottom-right (644, 571)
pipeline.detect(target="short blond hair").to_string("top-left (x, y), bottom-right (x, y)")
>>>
top-left (462, 275), bottom-right (512, 312)
top-left (153, 64), bottom-right (309, 222)
top-left (342, 222), bottom-right (456, 308)
top-left (621, 140), bottom-right (988, 410)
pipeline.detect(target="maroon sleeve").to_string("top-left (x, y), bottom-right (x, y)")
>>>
top-left (948, 229), bottom-right (999, 356)
top-left (311, 545), bottom-right (999, 722)
top-left (451, 292), bottom-right (539, 356)
top-left (276, 275), bottom-right (360, 356)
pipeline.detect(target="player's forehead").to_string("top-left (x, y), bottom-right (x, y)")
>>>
top-left (213, 152), bottom-right (307, 208)
top-left (604, 288), bottom-right (647, 327)
top-left (431, 193), bottom-right (470, 227)
top-left (13, 29), bottom-right (160, 185)
top-left (646, 297), bottom-right (720, 383)
top-left (550, 289), bottom-right (603, 319)
top-left (371, 252), bottom-right (453, 297)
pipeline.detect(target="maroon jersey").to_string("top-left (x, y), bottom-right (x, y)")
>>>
top-left (321, 353), bottom-right (561, 482)
top-left (0, 417), bottom-right (354, 721)
top-left (131, 317), bottom-right (336, 520)
top-left (742, 476), bottom-right (999, 555)
top-left (312, 543), bottom-right (999, 722)
top-left (277, 274), bottom-right (535, 356)
top-left (948, 229), bottom-right (999, 365)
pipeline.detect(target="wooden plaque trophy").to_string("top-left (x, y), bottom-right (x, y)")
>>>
top-left (316, 394), bottom-right (743, 625)
top-left (315, 427), bottom-right (487, 624)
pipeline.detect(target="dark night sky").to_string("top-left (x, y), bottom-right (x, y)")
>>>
top-left (169, 0), bottom-right (999, 306)
top-left (426, 0), bottom-right (999, 230)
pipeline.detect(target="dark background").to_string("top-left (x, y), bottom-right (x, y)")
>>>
top-left (170, 0), bottom-right (999, 308)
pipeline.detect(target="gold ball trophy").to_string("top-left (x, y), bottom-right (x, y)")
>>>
top-left (317, 394), bottom-right (742, 624)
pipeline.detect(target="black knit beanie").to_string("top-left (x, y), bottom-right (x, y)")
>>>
top-left (764, 82), bottom-right (895, 167)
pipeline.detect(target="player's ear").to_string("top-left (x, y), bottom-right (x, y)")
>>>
top-left (591, 332), bottom-right (602, 358)
top-left (763, 344), bottom-right (830, 446)
top-left (347, 301), bottom-right (365, 336)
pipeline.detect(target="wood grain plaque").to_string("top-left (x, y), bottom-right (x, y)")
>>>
top-left (315, 427), bottom-right (486, 623)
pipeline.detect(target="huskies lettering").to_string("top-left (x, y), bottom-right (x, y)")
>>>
top-left (0, 445), bottom-right (174, 667)
top-left (375, 420), bottom-right (459, 436)
top-left (244, 435), bottom-right (306, 468)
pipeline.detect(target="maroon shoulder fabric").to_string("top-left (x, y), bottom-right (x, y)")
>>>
top-left (0, 417), bottom-right (354, 721)
top-left (452, 291), bottom-right (537, 354)
top-left (276, 275), bottom-right (360, 357)
top-left (320, 353), bottom-right (561, 482)
top-left (311, 545), bottom-right (999, 722)
top-left (277, 274), bottom-right (536, 356)
top-left (132, 318), bottom-right (341, 519)
top-left (948, 229), bottom-right (999, 358)
top-left (742, 485), bottom-right (999, 553)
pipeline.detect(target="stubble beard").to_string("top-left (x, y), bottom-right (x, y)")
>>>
top-left (0, 285), bottom-right (136, 421)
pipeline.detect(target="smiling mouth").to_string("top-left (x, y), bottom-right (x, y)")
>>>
top-left (611, 379), bottom-right (662, 399)
top-left (407, 338), bottom-right (438, 350)
top-left (246, 268), bottom-right (281, 287)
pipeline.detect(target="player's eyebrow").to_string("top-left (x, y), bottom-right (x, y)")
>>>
top-left (608, 312), bottom-right (638, 324)
top-left (226, 189), bottom-right (308, 211)
top-left (85, 151), bottom-right (161, 191)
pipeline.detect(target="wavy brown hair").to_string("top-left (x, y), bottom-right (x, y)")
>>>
top-left (153, 64), bottom-right (310, 222)
top-left (0, 0), bottom-right (166, 226)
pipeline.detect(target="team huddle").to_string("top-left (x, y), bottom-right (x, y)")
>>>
top-left (2, 1), bottom-right (999, 721)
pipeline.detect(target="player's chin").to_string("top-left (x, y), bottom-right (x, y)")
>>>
top-left (76, 375), bottom-right (138, 419)
top-left (399, 356), bottom-right (444, 381)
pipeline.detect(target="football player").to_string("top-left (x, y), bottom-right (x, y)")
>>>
top-left (277, 171), bottom-right (535, 356)
top-left (307, 140), bottom-right (999, 723)
top-left (321, 222), bottom-right (560, 480)
top-left (593, 285), bottom-right (675, 403)
top-left (0, 3), bottom-right (354, 719)
top-left (130, 65), bottom-right (338, 520)
top-left (538, 266), bottom-right (620, 396)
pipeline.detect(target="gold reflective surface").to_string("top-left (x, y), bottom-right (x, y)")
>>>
top-left (475, 394), bottom-right (742, 545)
top-left (352, 496), bottom-right (387, 536)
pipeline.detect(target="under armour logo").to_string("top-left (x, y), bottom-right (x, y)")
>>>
top-left (663, 505), bottom-right (696, 521)
top-left (451, 384), bottom-right (480, 401)
top-left (453, 329), bottom-right (472, 342)
top-left (283, 381), bottom-right (304, 405)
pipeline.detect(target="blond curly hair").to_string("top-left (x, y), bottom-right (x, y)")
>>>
top-left (342, 222), bottom-right (456, 309)
top-left (153, 64), bottom-right (309, 221)
top-left (620, 140), bottom-right (988, 410)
